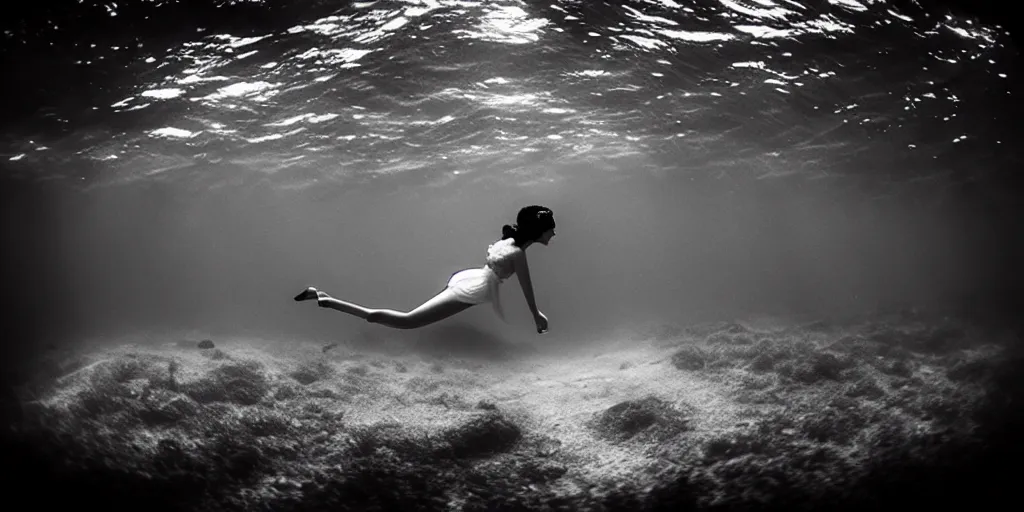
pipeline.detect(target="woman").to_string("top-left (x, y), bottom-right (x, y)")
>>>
top-left (294, 205), bottom-right (556, 333)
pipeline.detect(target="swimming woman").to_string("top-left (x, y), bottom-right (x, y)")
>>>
top-left (294, 205), bottom-right (556, 333)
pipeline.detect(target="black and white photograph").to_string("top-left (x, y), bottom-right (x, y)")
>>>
top-left (2, 1), bottom-right (1021, 510)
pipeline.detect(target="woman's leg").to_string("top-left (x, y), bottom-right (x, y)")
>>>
top-left (295, 287), bottom-right (373, 318)
top-left (365, 288), bottom-right (474, 329)
top-left (295, 286), bottom-right (473, 329)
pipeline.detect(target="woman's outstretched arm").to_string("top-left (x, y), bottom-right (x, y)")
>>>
top-left (514, 252), bottom-right (548, 333)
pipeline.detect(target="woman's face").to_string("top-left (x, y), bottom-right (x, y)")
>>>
top-left (536, 227), bottom-right (556, 245)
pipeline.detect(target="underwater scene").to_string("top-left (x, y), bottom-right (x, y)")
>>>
top-left (2, 1), bottom-right (1022, 511)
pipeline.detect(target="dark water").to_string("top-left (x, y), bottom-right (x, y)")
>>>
top-left (2, 0), bottom-right (1022, 365)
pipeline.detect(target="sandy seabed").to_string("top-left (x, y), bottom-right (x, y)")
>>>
top-left (5, 312), bottom-right (1022, 512)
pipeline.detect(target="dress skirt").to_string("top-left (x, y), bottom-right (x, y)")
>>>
top-left (446, 266), bottom-right (506, 321)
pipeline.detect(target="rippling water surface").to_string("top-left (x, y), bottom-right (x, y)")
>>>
top-left (4, 0), bottom-right (1019, 193)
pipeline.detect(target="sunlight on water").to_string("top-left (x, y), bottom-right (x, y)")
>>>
top-left (0, 0), bottom-right (1017, 190)
top-left (453, 5), bottom-right (549, 44)
top-left (829, 0), bottom-right (869, 13)
top-left (719, 0), bottom-right (796, 20)
top-left (149, 127), bottom-right (198, 139)
top-left (266, 113), bottom-right (340, 127)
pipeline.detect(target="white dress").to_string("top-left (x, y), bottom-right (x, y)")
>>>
top-left (446, 238), bottom-right (520, 320)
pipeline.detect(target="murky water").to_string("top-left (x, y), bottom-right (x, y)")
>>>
top-left (2, 0), bottom-right (1021, 347)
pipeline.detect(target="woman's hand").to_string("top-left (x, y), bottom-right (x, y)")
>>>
top-left (534, 311), bottom-right (549, 334)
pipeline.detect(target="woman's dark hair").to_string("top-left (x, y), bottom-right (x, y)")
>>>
top-left (501, 205), bottom-right (556, 246)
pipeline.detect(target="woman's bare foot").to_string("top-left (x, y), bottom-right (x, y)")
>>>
top-left (294, 287), bottom-right (319, 301)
